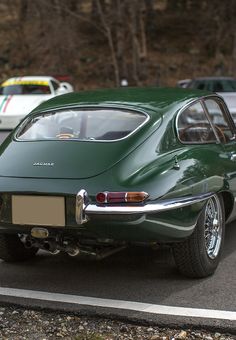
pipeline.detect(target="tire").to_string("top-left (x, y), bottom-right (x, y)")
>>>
top-left (173, 194), bottom-right (225, 278)
top-left (0, 234), bottom-right (38, 262)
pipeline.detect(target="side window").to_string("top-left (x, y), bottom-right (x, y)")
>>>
top-left (204, 98), bottom-right (233, 142)
top-left (177, 101), bottom-right (217, 143)
top-left (51, 80), bottom-right (60, 91)
top-left (196, 82), bottom-right (206, 90)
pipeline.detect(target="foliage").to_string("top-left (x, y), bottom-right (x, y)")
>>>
top-left (0, 0), bottom-right (236, 89)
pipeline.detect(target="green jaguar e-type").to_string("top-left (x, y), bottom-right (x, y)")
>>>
top-left (0, 87), bottom-right (235, 278)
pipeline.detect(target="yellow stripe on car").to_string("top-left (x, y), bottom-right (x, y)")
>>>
top-left (1, 80), bottom-right (49, 86)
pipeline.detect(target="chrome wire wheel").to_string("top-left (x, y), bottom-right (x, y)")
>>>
top-left (173, 194), bottom-right (224, 278)
top-left (204, 195), bottom-right (223, 259)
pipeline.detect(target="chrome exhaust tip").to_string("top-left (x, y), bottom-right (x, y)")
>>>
top-left (43, 241), bottom-right (60, 255)
top-left (49, 249), bottom-right (60, 255)
top-left (67, 247), bottom-right (80, 257)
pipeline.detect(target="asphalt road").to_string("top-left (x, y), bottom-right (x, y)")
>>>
top-left (0, 130), bottom-right (235, 332)
top-left (0, 225), bottom-right (235, 331)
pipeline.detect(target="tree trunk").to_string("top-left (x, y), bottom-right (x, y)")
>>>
top-left (96, 0), bottom-right (120, 87)
top-left (115, 0), bottom-right (127, 82)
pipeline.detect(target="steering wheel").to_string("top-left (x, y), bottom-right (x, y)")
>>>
top-left (56, 133), bottom-right (75, 139)
top-left (213, 125), bottom-right (227, 143)
top-left (56, 126), bottom-right (75, 139)
top-left (180, 123), bottom-right (226, 143)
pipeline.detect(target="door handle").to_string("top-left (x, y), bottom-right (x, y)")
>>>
top-left (230, 153), bottom-right (236, 161)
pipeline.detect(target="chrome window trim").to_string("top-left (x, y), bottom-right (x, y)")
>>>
top-left (214, 95), bottom-right (236, 135)
top-left (14, 105), bottom-right (151, 143)
top-left (200, 99), bottom-right (220, 143)
top-left (176, 94), bottom-right (236, 145)
top-left (176, 97), bottom-right (214, 144)
top-left (175, 97), bottom-right (203, 142)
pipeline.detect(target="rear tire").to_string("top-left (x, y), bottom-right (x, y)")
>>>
top-left (173, 194), bottom-right (225, 278)
top-left (0, 234), bottom-right (38, 262)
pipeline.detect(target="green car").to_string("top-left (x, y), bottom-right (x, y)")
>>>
top-left (0, 87), bottom-right (235, 278)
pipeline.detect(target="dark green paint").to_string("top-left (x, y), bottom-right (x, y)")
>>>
top-left (31, 87), bottom-right (210, 115)
top-left (0, 87), bottom-right (235, 243)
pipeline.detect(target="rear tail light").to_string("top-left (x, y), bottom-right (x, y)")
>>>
top-left (96, 191), bottom-right (149, 204)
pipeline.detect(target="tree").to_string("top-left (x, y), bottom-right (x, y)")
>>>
top-left (95, 0), bottom-right (149, 86)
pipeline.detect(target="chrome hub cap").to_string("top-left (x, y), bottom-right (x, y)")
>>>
top-left (204, 196), bottom-right (222, 259)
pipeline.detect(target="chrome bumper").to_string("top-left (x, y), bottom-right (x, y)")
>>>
top-left (75, 189), bottom-right (214, 225)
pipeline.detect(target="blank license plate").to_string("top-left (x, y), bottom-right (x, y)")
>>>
top-left (12, 195), bottom-right (65, 227)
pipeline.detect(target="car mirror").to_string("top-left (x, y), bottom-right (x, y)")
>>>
top-left (56, 86), bottom-right (67, 95)
top-left (60, 82), bottom-right (74, 92)
top-left (56, 83), bottom-right (74, 95)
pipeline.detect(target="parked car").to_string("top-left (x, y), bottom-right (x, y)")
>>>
top-left (0, 76), bottom-right (74, 129)
top-left (0, 87), bottom-right (235, 278)
top-left (186, 77), bottom-right (236, 122)
top-left (218, 92), bottom-right (236, 123)
top-left (176, 78), bottom-right (192, 88)
top-left (186, 76), bottom-right (236, 92)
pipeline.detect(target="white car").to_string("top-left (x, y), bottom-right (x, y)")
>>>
top-left (0, 76), bottom-right (74, 129)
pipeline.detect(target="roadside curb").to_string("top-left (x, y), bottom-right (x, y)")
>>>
top-left (0, 288), bottom-right (235, 335)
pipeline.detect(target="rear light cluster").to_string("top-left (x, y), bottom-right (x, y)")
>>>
top-left (96, 191), bottom-right (149, 204)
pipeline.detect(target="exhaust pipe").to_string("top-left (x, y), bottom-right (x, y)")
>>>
top-left (43, 241), bottom-right (60, 255)
top-left (24, 238), bottom-right (33, 249)
top-left (66, 246), bottom-right (80, 257)
top-left (65, 244), bottom-right (80, 256)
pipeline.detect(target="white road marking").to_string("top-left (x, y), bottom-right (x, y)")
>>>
top-left (0, 287), bottom-right (235, 321)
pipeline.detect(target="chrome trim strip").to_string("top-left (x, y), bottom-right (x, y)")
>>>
top-left (15, 105), bottom-right (151, 143)
top-left (76, 189), bottom-right (89, 224)
top-left (175, 94), bottom-right (229, 145)
top-left (145, 219), bottom-right (196, 231)
top-left (84, 192), bottom-right (214, 216)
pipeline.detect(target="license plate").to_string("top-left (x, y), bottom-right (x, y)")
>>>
top-left (12, 195), bottom-right (65, 227)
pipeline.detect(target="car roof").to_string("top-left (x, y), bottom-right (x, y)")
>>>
top-left (190, 76), bottom-right (236, 81)
top-left (32, 87), bottom-right (212, 116)
top-left (1, 76), bottom-right (56, 85)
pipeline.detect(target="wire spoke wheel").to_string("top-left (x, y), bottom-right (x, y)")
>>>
top-left (173, 194), bottom-right (225, 278)
top-left (204, 196), bottom-right (223, 259)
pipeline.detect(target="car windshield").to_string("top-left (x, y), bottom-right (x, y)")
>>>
top-left (16, 108), bottom-right (147, 141)
top-left (0, 84), bottom-right (51, 95)
top-left (187, 79), bottom-right (236, 92)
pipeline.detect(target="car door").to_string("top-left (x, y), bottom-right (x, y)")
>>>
top-left (203, 96), bottom-right (236, 221)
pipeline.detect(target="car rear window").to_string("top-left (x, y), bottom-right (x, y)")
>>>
top-left (16, 108), bottom-right (148, 141)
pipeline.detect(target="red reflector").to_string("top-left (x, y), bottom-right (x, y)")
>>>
top-left (107, 192), bottom-right (126, 203)
top-left (96, 192), bottom-right (107, 203)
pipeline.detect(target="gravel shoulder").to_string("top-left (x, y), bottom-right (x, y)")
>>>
top-left (0, 305), bottom-right (235, 340)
